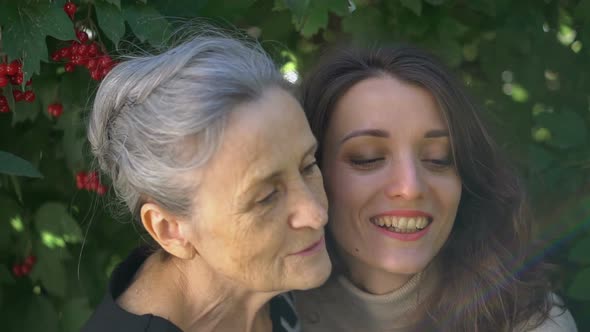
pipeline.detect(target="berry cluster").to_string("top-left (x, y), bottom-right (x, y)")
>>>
top-left (76, 171), bottom-right (107, 195)
top-left (0, 60), bottom-right (35, 113)
top-left (12, 255), bottom-right (37, 278)
top-left (51, 2), bottom-right (116, 81)
top-left (47, 103), bottom-right (64, 118)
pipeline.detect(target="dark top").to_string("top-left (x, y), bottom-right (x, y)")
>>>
top-left (81, 247), bottom-right (300, 332)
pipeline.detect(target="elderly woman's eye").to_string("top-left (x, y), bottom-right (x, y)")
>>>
top-left (256, 189), bottom-right (278, 205)
top-left (302, 160), bottom-right (318, 175)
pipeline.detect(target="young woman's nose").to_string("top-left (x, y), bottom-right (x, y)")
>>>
top-left (383, 156), bottom-right (425, 200)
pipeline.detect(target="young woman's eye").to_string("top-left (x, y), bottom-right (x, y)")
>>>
top-left (302, 160), bottom-right (318, 175)
top-left (424, 158), bottom-right (453, 169)
top-left (256, 189), bottom-right (278, 205)
top-left (349, 157), bottom-right (385, 170)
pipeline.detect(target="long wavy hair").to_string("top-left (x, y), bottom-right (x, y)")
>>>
top-left (301, 44), bottom-right (556, 331)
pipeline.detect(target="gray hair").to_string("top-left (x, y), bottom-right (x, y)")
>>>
top-left (88, 32), bottom-right (289, 220)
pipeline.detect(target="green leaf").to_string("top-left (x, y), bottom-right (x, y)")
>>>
top-left (0, 151), bottom-right (43, 178)
top-left (424, 0), bottom-right (445, 4)
top-left (2, 2), bottom-right (76, 81)
top-left (299, 0), bottom-right (349, 37)
top-left (23, 296), bottom-right (59, 332)
top-left (34, 75), bottom-right (60, 118)
top-left (95, 0), bottom-right (126, 46)
top-left (341, 6), bottom-right (386, 41)
top-left (536, 111), bottom-right (588, 149)
top-left (575, 0), bottom-right (590, 21)
top-left (284, 0), bottom-right (311, 24)
top-left (0, 266), bottom-right (15, 285)
top-left (528, 145), bottom-right (554, 172)
top-left (124, 3), bottom-right (171, 47)
top-left (300, 7), bottom-right (328, 37)
top-left (57, 110), bottom-right (86, 172)
top-left (569, 235), bottom-right (590, 264)
top-left (401, 0), bottom-right (422, 16)
top-left (34, 202), bottom-right (83, 244)
top-left (567, 267), bottom-right (590, 301)
top-left (29, 247), bottom-right (69, 297)
top-left (60, 298), bottom-right (93, 332)
top-left (11, 95), bottom-right (41, 125)
top-left (0, 196), bottom-right (19, 251)
top-left (467, 0), bottom-right (497, 17)
top-left (104, 0), bottom-right (121, 9)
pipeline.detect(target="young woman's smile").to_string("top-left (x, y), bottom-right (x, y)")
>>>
top-left (321, 75), bottom-right (462, 293)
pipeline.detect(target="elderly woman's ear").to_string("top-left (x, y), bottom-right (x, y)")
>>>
top-left (140, 202), bottom-right (197, 260)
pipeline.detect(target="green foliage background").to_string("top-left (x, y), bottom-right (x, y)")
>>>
top-left (0, 0), bottom-right (589, 331)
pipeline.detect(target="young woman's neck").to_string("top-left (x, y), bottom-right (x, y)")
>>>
top-left (118, 251), bottom-right (280, 332)
top-left (340, 250), bottom-right (413, 295)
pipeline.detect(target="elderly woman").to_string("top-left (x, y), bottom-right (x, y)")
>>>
top-left (81, 33), bottom-right (331, 332)
top-left (295, 45), bottom-right (577, 331)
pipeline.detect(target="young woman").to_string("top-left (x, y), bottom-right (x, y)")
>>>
top-left (295, 45), bottom-right (577, 331)
top-left (82, 32), bottom-right (331, 332)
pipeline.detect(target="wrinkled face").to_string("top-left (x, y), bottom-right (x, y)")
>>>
top-left (190, 88), bottom-right (331, 292)
top-left (321, 76), bottom-right (462, 286)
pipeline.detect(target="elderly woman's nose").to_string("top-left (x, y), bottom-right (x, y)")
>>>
top-left (288, 184), bottom-right (328, 230)
top-left (383, 157), bottom-right (425, 201)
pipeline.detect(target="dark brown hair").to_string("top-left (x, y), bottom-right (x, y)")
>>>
top-left (301, 44), bottom-right (557, 331)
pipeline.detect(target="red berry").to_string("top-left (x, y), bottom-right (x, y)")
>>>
top-left (77, 30), bottom-right (89, 43)
top-left (25, 255), bottom-right (37, 266)
top-left (77, 44), bottom-right (89, 56)
top-left (0, 104), bottom-right (10, 113)
top-left (0, 95), bottom-right (7, 106)
top-left (20, 264), bottom-right (31, 275)
top-left (51, 51), bottom-right (61, 61)
top-left (0, 63), bottom-right (6, 76)
top-left (12, 264), bottom-right (23, 277)
top-left (6, 63), bottom-right (17, 76)
top-left (96, 184), bottom-right (107, 196)
top-left (0, 76), bottom-right (8, 87)
top-left (86, 58), bottom-right (97, 70)
top-left (65, 63), bottom-right (75, 72)
top-left (76, 171), bottom-right (87, 189)
top-left (10, 73), bottom-right (23, 85)
top-left (48, 103), bottom-right (64, 118)
top-left (59, 47), bottom-right (72, 59)
top-left (70, 42), bottom-right (81, 55)
top-left (98, 56), bottom-right (112, 68)
top-left (88, 43), bottom-right (99, 57)
top-left (26, 78), bottom-right (32, 86)
top-left (64, 2), bottom-right (77, 19)
top-left (90, 69), bottom-right (102, 81)
top-left (24, 90), bottom-right (35, 103)
top-left (13, 90), bottom-right (24, 102)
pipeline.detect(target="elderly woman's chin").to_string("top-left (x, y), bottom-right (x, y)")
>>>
top-left (287, 244), bottom-right (332, 290)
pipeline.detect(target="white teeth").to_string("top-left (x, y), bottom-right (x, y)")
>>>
top-left (407, 218), bottom-right (416, 229)
top-left (371, 216), bottom-right (430, 232)
top-left (398, 217), bottom-right (407, 229)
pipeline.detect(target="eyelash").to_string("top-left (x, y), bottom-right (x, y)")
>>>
top-left (302, 160), bottom-right (318, 175)
top-left (349, 157), bottom-right (453, 170)
top-left (256, 160), bottom-right (318, 206)
top-left (256, 189), bottom-right (278, 205)
top-left (350, 157), bottom-right (384, 170)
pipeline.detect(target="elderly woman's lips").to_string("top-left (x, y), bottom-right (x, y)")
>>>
top-left (291, 236), bottom-right (325, 256)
